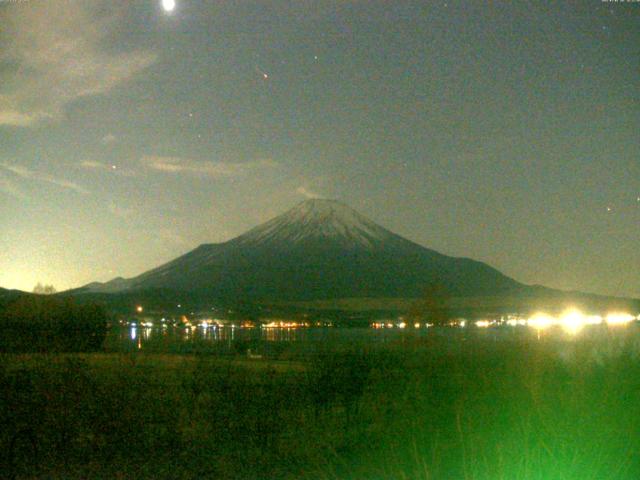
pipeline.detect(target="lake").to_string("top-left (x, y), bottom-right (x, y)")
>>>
top-left (104, 320), bottom-right (640, 364)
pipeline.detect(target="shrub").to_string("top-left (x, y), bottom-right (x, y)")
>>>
top-left (0, 295), bottom-right (108, 353)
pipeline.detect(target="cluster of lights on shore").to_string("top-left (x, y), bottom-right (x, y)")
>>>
top-left (130, 303), bottom-right (637, 335)
top-left (128, 308), bottom-right (330, 330)
top-left (373, 309), bottom-right (639, 334)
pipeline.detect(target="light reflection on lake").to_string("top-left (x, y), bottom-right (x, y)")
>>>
top-left (105, 321), bottom-right (640, 364)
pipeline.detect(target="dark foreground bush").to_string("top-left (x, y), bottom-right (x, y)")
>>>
top-left (0, 296), bottom-right (108, 352)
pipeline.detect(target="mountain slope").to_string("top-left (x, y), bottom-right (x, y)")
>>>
top-left (0, 287), bottom-right (31, 307)
top-left (79, 199), bottom-right (523, 301)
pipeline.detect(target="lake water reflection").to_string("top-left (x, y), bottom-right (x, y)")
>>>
top-left (104, 321), bottom-right (640, 363)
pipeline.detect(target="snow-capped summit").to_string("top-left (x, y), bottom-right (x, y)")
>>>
top-left (236, 199), bottom-right (393, 249)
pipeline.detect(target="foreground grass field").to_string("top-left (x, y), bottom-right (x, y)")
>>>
top-left (2, 328), bottom-right (640, 479)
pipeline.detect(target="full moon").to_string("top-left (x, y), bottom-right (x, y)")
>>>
top-left (162, 0), bottom-right (176, 12)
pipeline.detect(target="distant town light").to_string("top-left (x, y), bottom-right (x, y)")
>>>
top-left (528, 312), bottom-right (553, 330)
top-left (136, 305), bottom-right (143, 313)
top-left (559, 309), bottom-right (585, 335)
top-left (606, 312), bottom-right (635, 326)
top-left (585, 314), bottom-right (603, 325)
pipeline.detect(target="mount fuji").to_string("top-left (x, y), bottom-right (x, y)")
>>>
top-left (78, 199), bottom-right (524, 302)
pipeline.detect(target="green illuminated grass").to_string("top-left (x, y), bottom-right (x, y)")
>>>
top-left (2, 331), bottom-right (640, 479)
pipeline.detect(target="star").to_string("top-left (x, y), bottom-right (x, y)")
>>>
top-left (256, 66), bottom-right (269, 79)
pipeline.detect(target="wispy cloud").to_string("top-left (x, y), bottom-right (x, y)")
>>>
top-left (0, 171), bottom-right (26, 199)
top-left (140, 156), bottom-right (279, 178)
top-left (80, 161), bottom-right (107, 170)
top-left (108, 202), bottom-right (135, 219)
top-left (101, 133), bottom-right (117, 145)
top-left (80, 160), bottom-right (136, 177)
top-left (0, 2), bottom-right (156, 127)
top-left (0, 162), bottom-right (89, 194)
top-left (296, 186), bottom-right (323, 199)
top-left (0, 109), bottom-right (49, 128)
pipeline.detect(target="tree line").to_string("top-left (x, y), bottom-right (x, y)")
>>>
top-left (0, 295), bottom-right (108, 353)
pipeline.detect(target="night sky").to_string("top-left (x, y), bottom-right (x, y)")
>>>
top-left (0, 0), bottom-right (638, 298)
